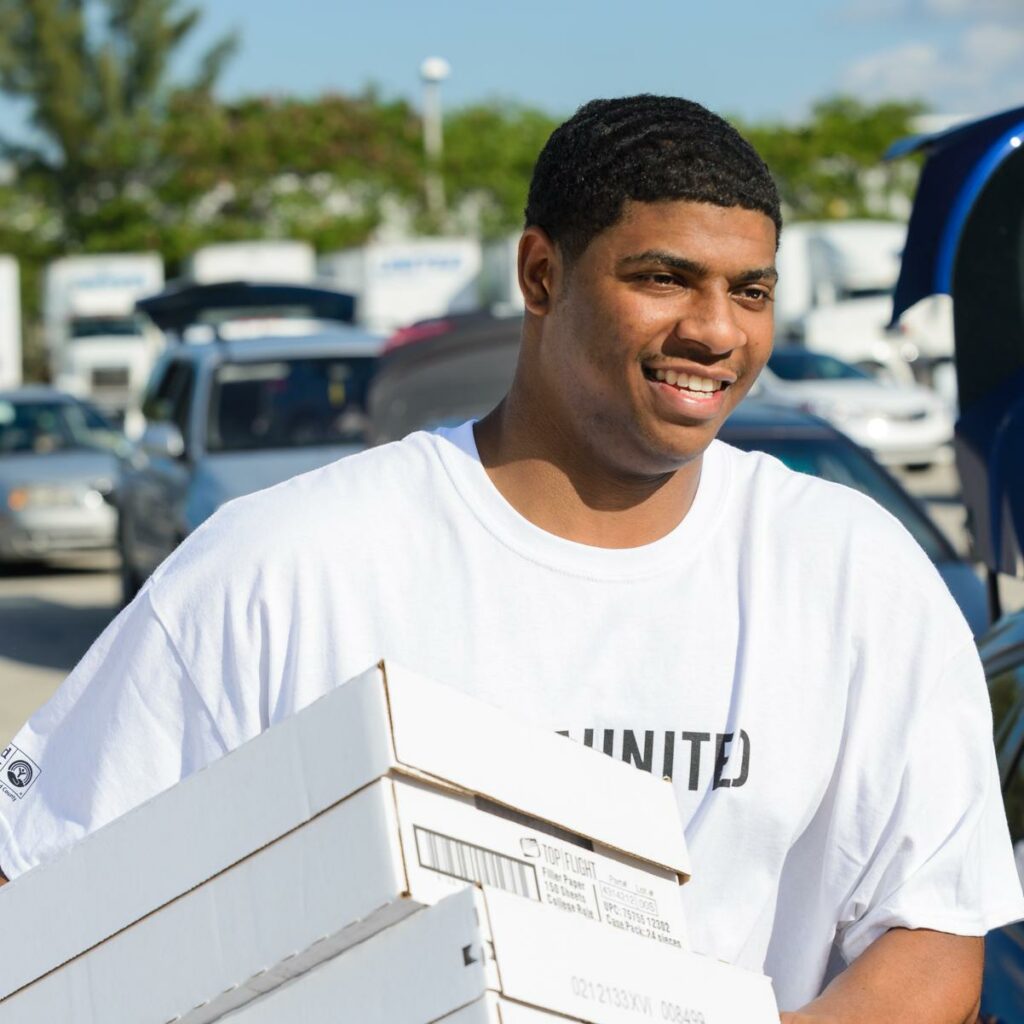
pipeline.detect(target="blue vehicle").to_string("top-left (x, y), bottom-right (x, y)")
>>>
top-left (888, 104), bottom-right (1024, 1022)
top-left (115, 281), bottom-right (381, 604)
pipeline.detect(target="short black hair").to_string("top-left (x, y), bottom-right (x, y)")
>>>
top-left (525, 95), bottom-right (782, 260)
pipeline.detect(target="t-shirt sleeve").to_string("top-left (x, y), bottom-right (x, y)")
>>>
top-left (0, 589), bottom-right (230, 880)
top-left (836, 642), bottom-right (1024, 963)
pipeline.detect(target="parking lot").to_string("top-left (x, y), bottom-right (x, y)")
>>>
top-left (2, 460), bottom-right (1021, 748)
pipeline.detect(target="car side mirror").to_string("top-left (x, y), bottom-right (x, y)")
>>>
top-left (140, 422), bottom-right (185, 459)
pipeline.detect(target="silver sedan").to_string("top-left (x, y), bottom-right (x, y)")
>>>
top-left (0, 387), bottom-right (124, 562)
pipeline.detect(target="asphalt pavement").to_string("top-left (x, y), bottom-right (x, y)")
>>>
top-left (0, 463), bottom-right (1021, 748)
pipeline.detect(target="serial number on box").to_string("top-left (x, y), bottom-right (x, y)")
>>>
top-left (570, 976), bottom-right (706, 1023)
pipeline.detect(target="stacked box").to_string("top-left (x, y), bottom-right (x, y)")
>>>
top-left (0, 661), bottom-right (779, 1023)
top-left (218, 886), bottom-right (778, 1024)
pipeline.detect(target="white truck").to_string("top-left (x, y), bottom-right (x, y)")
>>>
top-left (318, 239), bottom-right (482, 334)
top-left (43, 254), bottom-right (165, 420)
top-left (478, 234), bottom-right (523, 314)
top-left (186, 240), bottom-right (316, 285)
top-left (0, 256), bottom-right (21, 389)
top-left (774, 220), bottom-right (953, 387)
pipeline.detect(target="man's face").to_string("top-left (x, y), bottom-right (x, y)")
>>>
top-left (533, 199), bottom-right (777, 477)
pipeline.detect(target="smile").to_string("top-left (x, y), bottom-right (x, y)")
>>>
top-left (642, 367), bottom-right (730, 396)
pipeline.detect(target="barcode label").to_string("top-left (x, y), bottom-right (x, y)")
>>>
top-left (414, 826), bottom-right (540, 901)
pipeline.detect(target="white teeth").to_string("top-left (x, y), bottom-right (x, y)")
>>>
top-left (650, 369), bottom-right (725, 393)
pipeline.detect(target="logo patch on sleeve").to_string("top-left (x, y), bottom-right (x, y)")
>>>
top-left (0, 746), bottom-right (41, 802)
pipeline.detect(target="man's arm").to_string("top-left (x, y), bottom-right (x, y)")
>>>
top-left (780, 928), bottom-right (983, 1024)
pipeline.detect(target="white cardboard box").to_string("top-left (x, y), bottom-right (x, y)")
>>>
top-left (0, 661), bottom-right (690, 1018)
top-left (439, 996), bottom-right (571, 1024)
top-left (219, 886), bottom-right (779, 1024)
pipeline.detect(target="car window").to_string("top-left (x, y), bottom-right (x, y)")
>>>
top-left (206, 356), bottom-right (375, 453)
top-left (0, 401), bottom-right (77, 454)
top-left (724, 435), bottom-right (952, 562)
top-left (767, 352), bottom-right (872, 382)
top-left (143, 360), bottom-right (195, 446)
top-left (999, 714), bottom-right (1024, 848)
top-left (990, 663), bottom-right (1024, 754)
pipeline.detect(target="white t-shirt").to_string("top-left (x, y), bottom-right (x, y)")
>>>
top-left (1, 423), bottom-right (1021, 1010)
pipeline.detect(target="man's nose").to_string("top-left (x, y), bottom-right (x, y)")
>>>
top-left (672, 288), bottom-right (747, 355)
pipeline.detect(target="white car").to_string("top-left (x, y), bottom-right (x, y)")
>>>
top-left (754, 348), bottom-right (953, 468)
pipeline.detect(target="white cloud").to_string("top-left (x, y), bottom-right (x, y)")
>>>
top-left (841, 21), bottom-right (1024, 111)
top-left (925, 0), bottom-right (1023, 17)
top-left (840, 0), bottom-right (1024, 22)
top-left (962, 22), bottom-right (1024, 66)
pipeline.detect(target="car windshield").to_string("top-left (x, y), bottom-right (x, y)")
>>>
top-left (70, 315), bottom-right (144, 340)
top-left (767, 351), bottom-right (872, 382)
top-left (206, 356), bottom-right (376, 453)
top-left (0, 399), bottom-right (122, 455)
top-left (724, 434), bottom-right (952, 562)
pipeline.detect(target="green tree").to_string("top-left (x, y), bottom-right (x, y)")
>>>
top-left (737, 97), bottom-right (926, 222)
top-left (0, 0), bottom-right (236, 248)
top-left (442, 102), bottom-right (559, 237)
top-left (153, 89), bottom-right (425, 264)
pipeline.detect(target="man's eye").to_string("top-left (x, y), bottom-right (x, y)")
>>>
top-left (737, 287), bottom-right (772, 303)
top-left (639, 273), bottom-right (679, 286)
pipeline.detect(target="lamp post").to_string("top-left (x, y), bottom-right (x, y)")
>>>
top-left (420, 56), bottom-right (450, 222)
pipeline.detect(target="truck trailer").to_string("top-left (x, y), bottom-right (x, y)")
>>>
top-left (43, 253), bottom-right (165, 421)
top-left (0, 256), bottom-right (21, 388)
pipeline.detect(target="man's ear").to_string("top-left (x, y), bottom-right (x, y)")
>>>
top-left (518, 226), bottom-right (561, 316)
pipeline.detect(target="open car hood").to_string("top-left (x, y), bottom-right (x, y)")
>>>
top-left (888, 106), bottom-right (1024, 578)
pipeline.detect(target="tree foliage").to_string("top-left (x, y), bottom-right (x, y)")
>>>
top-left (737, 97), bottom-right (926, 222)
top-left (0, 10), bottom-right (929, 378)
top-left (0, 0), bottom-right (236, 246)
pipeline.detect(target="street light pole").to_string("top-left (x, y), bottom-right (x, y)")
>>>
top-left (419, 56), bottom-right (450, 222)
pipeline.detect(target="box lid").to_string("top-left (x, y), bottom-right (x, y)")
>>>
top-left (381, 661), bottom-right (690, 876)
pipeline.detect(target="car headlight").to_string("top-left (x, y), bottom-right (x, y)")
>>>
top-left (799, 400), bottom-right (859, 421)
top-left (7, 482), bottom-right (111, 510)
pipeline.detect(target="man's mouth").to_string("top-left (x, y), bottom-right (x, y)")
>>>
top-left (642, 366), bottom-right (731, 397)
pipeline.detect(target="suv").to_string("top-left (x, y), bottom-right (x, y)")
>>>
top-left (116, 282), bottom-right (382, 603)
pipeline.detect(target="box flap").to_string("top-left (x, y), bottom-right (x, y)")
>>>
top-left (0, 664), bottom-right (395, 999)
top-left (381, 661), bottom-right (690, 876)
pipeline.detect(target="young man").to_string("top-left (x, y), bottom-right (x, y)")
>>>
top-left (1, 96), bottom-right (1021, 1021)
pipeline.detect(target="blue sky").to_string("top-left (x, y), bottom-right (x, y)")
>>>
top-left (2, 0), bottom-right (1023, 139)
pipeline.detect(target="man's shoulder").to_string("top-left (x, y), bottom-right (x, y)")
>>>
top-left (150, 428), bottom-right (457, 586)
top-left (712, 439), bottom-right (931, 560)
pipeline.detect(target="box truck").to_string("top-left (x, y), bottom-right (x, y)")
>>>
top-left (0, 256), bottom-right (21, 388)
top-left (319, 239), bottom-right (482, 334)
top-left (186, 240), bottom-right (316, 284)
top-left (43, 254), bottom-right (164, 419)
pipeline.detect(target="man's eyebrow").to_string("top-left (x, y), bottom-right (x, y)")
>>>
top-left (734, 266), bottom-right (779, 284)
top-left (617, 251), bottom-right (708, 275)
top-left (617, 250), bottom-right (778, 283)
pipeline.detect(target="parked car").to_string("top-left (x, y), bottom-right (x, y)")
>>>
top-left (974, 609), bottom-right (1024, 1023)
top-left (115, 282), bottom-right (381, 603)
top-left (754, 348), bottom-right (953, 469)
top-left (0, 387), bottom-right (125, 563)
top-left (368, 317), bottom-right (988, 634)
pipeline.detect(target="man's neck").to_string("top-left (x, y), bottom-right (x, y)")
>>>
top-left (473, 400), bottom-right (702, 549)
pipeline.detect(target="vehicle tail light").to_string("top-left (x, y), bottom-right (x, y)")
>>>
top-left (384, 319), bottom-right (453, 354)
